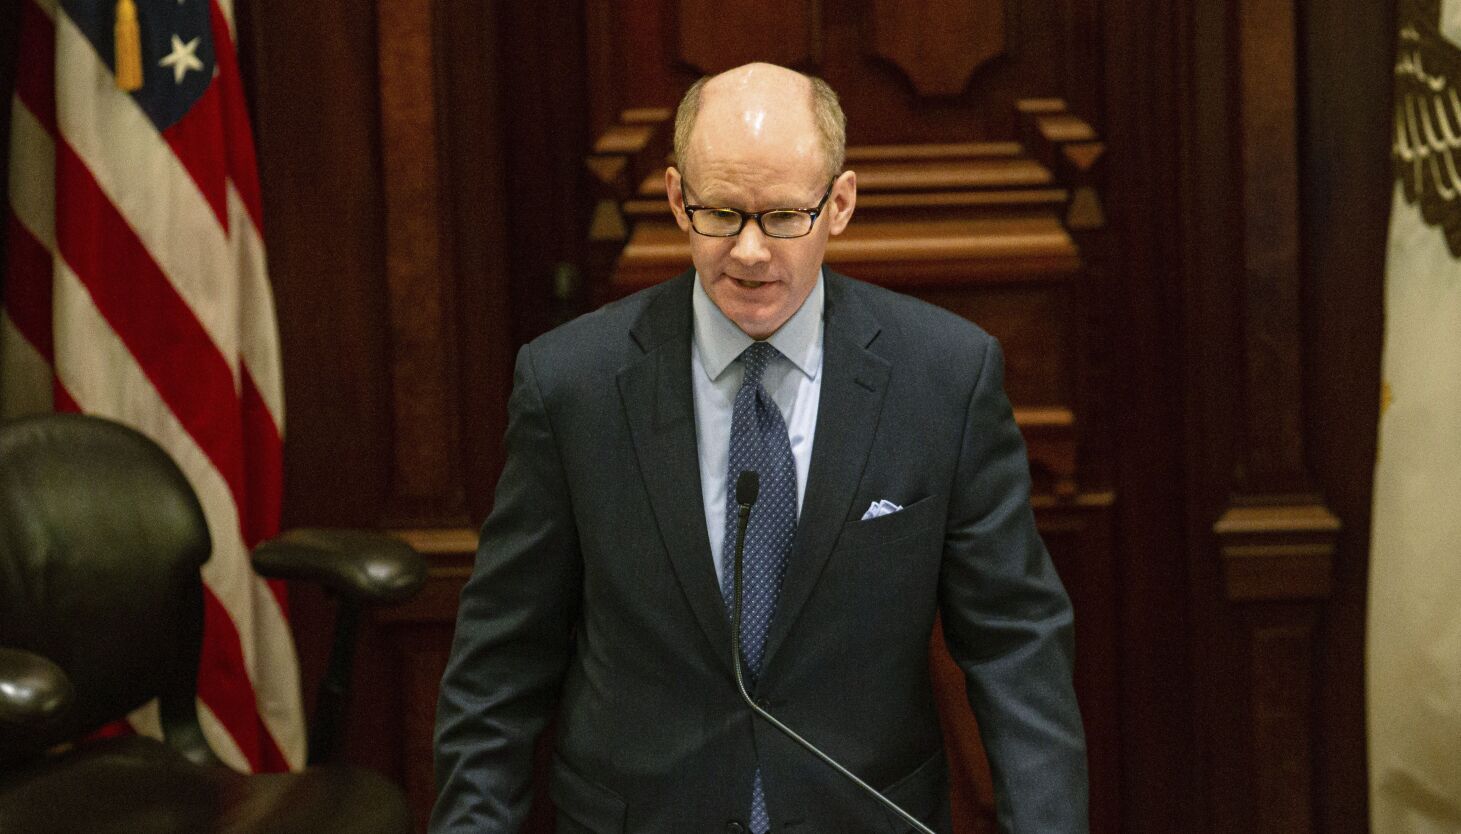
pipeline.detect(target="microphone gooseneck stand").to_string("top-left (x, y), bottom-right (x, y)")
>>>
top-left (730, 470), bottom-right (936, 834)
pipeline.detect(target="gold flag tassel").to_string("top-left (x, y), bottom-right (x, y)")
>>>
top-left (114, 0), bottom-right (143, 92)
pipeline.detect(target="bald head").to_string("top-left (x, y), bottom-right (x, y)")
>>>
top-left (664, 63), bottom-right (857, 339)
top-left (673, 63), bottom-right (846, 184)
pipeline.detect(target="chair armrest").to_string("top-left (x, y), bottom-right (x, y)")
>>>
top-left (253, 529), bottom-right (425, 764)
top-left (251, 529), bottom-right (426, 606)
top-left (0, 647), bottom-right (73, 731)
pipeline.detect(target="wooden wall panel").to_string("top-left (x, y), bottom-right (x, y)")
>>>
top-left (871, 0), bottom-right (1006, 97)
top-left (676, 0), bottom-right (817, 72)
top-left (1251, 618), bottom-right (1318, 833)
top-left (376, 0), bottom-right (467, 525)
top-left (1299, 0), bottom-right (1393, 831)
top-left (244, 0), bottom-right (391, 530)
top-left (444, 0), bottom-right (515, 526)
top-left (1234, 0), bottom-right (1310, 491)
top-left (587, 0), bottom-right (1090, 148)
top-left (496, 0), bottom-right (593, 353)
top-left (174, 0), bottom-right (1387, 832)
top-left (914, 284), bottom-right (1074, 405)
top-left (244, 0), bottom-right (522, 531)
top-left (239, 0), bottom-right (529, 829)
top-left (1175, 1), bottom-right (1389, 833)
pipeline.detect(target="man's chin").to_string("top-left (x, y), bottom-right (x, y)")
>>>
top-left (710, 292), bottom-right (781, 337)
top-left (727, 310), bottom-right (787, 340)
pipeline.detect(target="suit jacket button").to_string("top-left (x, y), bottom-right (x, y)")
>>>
top-left (726, 822), bottom-right (747, 834)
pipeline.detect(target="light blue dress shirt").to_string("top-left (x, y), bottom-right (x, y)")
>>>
top-left (691, 271), bottom-right (825, 583)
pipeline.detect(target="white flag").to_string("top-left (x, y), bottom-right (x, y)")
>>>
top-left (1368, 6), bottom-right (1461, 830)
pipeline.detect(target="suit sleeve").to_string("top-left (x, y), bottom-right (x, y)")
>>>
top-left (938, 338), bottom-right (1090, 834)
top-left (430, 343), bottom-right (582, 833)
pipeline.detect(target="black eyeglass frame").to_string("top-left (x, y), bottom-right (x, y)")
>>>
top-left (679, 176), bottom-right (839, 239)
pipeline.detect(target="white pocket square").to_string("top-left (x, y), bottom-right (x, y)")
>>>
top-left (860, 499), bottom-right (904, 521)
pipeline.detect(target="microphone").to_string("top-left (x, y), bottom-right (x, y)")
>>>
top-left (730, 470), bottom-right (935, 834)
top-left (735, 469), bottom-right (760, 513)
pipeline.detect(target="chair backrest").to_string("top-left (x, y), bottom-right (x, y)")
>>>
top-left (0, 414), bottom-right (212, 759)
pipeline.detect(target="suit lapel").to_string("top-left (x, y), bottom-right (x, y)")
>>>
top-left (762, 273), bottom-right (890, 670)
top-left (618, 271), bottom-right (734, 674)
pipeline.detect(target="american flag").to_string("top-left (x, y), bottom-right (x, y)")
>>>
top-left (1, 0), bottom-right (304, 771)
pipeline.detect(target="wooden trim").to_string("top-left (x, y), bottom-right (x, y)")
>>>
top-left (392, 527), bottom-right (480, 555)
top-left (1251, 619), bottom-right (1318, 833)
top-left (1235, 0), bottom-right (1309, 491)
top-left (870, 0), bottom-right (1005, 98)
top-left (376, 0), bottom-right (466, 524)
top-left (1189, 1), bottom-right (1345, 831)
top-left (846, 142), bottom-right (1025, 161)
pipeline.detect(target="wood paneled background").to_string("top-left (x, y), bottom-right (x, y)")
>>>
top-left (0, 0), bottom-right (1394, 831)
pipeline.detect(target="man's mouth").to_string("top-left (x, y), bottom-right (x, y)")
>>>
top-left (732, 277), bottom-right (770, 289)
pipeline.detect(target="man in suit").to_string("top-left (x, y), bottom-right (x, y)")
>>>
top-left (432, 63), bottom-right (1088, 833)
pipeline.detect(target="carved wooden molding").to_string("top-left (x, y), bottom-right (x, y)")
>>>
top-left (1213, 502), bottom-right (1339, 601)
top-left (1017, 99), bottom-right (1106, 231)
top-left (1016, 407), bottom-right (1078, 500)
top-left (377, 0), bottom-right (466, 524)
top-left (392, 526), bottom-right (481, 555)
top-left (1201, 2), bottom-right (1342, 831)
top-left (676, 0), bottom-right (818, 73)
top-left (589, 102), bottom-right (1101, 293)
top-left (1215, 0), bottom-right (1341, 590)
top-left (584, 101), bottom-right (1103, 506)
top-left (872, 0), bottom-right (1006, 97)
top-left (1212, 0), bottom-right (1341, 582)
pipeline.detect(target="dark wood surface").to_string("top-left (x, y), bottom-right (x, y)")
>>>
top-left (585, 0), bottom-right (1099, 150)
top-left (675, 0), bottom-right (818, 72)
top-left (0, 0), bottom-right (1393, 832)
top-left (1299, 0), bottom-right (1393, 830)
top-left (242, 0), bottom-right (393, 530)
top-left (871, 0), bottom-right (1006, 97)
top-left (1096, 1), bottom-right (1195, 829)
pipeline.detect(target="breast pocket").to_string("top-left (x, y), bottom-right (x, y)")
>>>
top-left (833, 493), bottom-right (942, 553)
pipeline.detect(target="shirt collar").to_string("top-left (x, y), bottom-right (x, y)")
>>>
top-left (692, 270), bottom-right (825, 383)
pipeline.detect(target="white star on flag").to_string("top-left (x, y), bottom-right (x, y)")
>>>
top-left (158, 34), bottom-right (203, 84)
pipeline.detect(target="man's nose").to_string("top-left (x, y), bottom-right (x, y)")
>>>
top-left (728, 220), bottom-right (772, 267)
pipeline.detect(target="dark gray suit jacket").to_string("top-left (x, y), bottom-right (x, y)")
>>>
top-left (431, 269), bottom-right (1088, 833)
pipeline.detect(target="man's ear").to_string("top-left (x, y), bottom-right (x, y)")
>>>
top-left (665, 166), bottom-right (691, 232)
top-left (826, 170), bottom-right (857, 236)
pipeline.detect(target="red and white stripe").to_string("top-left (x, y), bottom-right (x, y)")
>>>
top-left (1, 0), bottom-right (303, 771)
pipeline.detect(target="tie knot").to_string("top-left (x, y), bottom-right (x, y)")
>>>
top-left (740, 342), bottom-right (779, 387)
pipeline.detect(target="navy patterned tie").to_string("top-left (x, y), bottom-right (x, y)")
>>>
top-left (721, 341), bottom-right (798, 834)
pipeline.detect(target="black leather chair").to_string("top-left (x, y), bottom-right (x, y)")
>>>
top-left (0, 413), bottom-right (426, 833)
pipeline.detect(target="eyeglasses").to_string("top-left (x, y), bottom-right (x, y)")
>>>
top-left (679, 177), bottom-right (837, 239)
